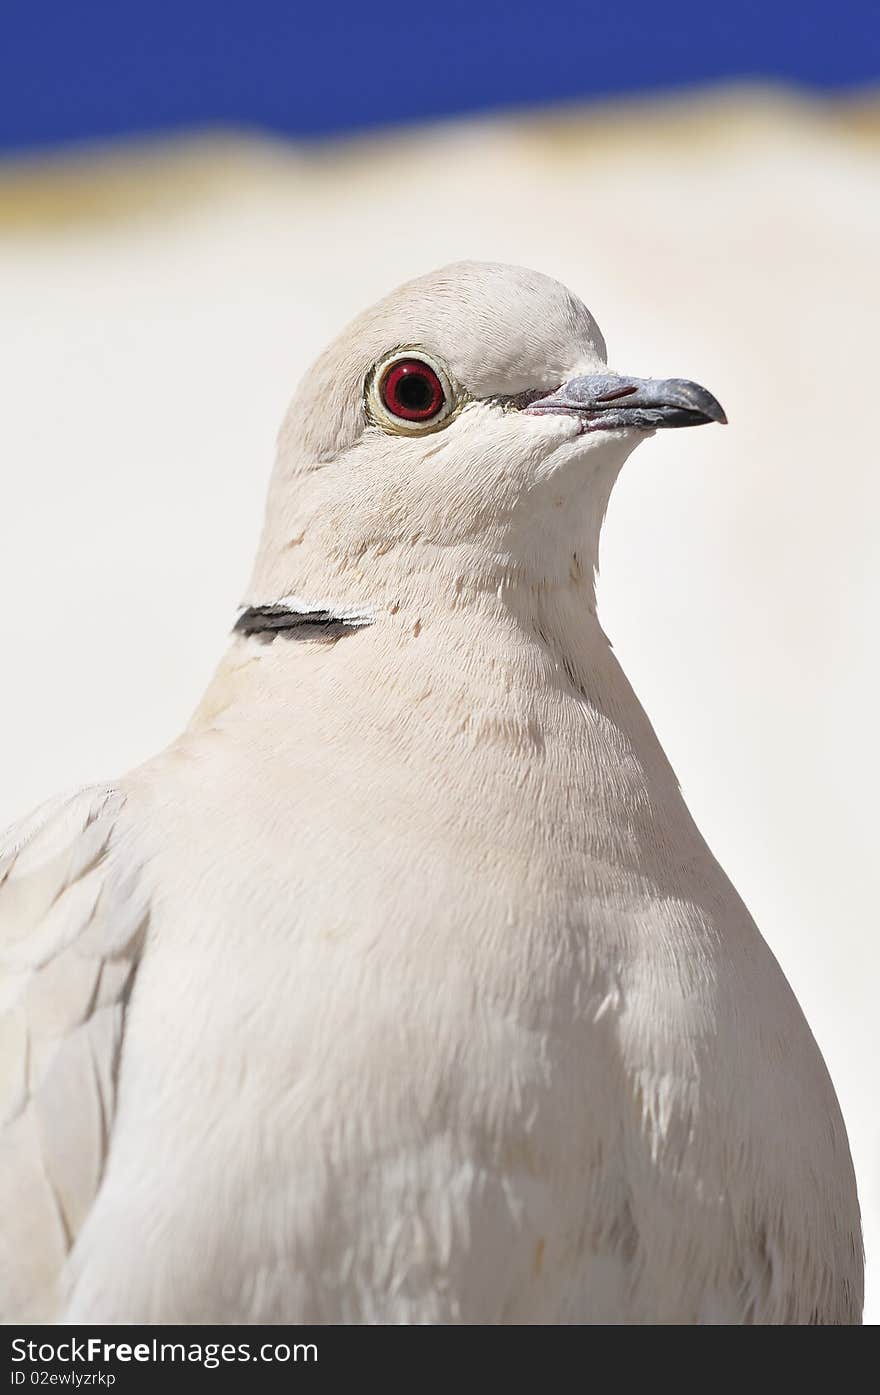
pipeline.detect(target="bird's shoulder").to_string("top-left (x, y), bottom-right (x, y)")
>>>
top-left (0, 784), bottom-right (150, 1321)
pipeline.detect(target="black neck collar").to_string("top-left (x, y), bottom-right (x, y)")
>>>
top-left (234, 604), bottom-right (372, 643)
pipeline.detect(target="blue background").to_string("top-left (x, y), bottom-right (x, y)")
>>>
top-left (2, 1), bottom-right (878, 154)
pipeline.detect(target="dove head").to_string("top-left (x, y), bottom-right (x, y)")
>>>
top-left (246, 261), bottom-right (724, 622)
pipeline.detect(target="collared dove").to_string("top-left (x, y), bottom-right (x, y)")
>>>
top-left (0, 262), bottom-right (862, 1324)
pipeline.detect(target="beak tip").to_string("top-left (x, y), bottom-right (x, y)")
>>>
top-left (705, 395), bottom-right (728, 426)
top-left (679, 382), bottom-right (727, 427)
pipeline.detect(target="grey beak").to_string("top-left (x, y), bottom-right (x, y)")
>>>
top-left (524, 372), bottom-right (727, 432)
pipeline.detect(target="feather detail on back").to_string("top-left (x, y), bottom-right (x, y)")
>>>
top-left (0, 786), bottom-right (149, 1322)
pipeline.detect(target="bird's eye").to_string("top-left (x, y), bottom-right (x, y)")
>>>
top-left (382, 359), bottom-right (445, 421)
top-left (366, 350), bottom-right (459, 435)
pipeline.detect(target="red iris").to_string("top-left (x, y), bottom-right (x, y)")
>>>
top-left (380, 358), bottom-right (445, 422)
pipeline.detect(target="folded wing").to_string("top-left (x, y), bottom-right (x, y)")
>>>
top-left (0, 786), bottom-right (149, 1321)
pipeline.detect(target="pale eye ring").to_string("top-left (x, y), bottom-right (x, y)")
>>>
top-left (366, 349), bottom-right (459, 435)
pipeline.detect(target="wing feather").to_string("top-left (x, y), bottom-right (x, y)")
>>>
top-left (0, 786), bottom-right (148, 1321)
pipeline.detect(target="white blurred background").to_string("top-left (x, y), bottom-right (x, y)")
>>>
top-left (1, 87), bottom-right (878, 1318)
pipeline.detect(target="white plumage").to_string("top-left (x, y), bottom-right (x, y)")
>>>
top-left (0, 787), bottom-right (147, 1319)
top-left (0, 262), bottom-right (862, 1323)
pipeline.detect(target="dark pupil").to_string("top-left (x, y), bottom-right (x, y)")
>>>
top-left (396, 372), bottom-right (433, 412)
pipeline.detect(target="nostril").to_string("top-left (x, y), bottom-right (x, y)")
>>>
top-left (594, 385), bottom-right (638, 402)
